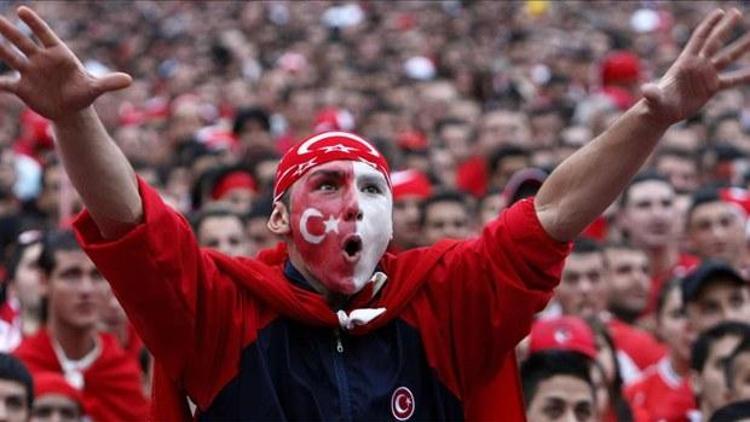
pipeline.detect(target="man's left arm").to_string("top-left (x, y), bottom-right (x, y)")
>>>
top-left (536, 8), bottom-right (750, 241)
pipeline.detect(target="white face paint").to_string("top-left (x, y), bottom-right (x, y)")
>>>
top-left (352, 161), bottom-right (393, 289)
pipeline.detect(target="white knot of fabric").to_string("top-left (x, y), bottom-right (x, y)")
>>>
top-left (336, 308), bottom-right (386, 331)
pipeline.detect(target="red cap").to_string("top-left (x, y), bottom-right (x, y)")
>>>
top-left (601, 51), bottom-right (641, 87)
top-left (391, 170), bottom-right (432, 200)
top-left (273, 131), bottom-right (391, 202)
top-left (211, 171), bottom-right (257, 200)
top-left (314, 107), bottom-right (354, 133)
top-left (529, 316), bottom-right (597, 359)
top-left (33, 372), bottom-right (83, 406)
top-left (720, 187), bottom-right (750, 215)
top-left (396, 130), bottom-right (429, 151)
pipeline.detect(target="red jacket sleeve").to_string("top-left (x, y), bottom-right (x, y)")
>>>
top-left (407, 197), bottom-right (570, 397)
top-left (73, 178), bottom-right (254, 408)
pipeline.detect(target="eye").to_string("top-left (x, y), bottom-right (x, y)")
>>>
top-left (318, 182), bottom-right (337, 192)
top-left (361, 184), bottom-right (382, 194)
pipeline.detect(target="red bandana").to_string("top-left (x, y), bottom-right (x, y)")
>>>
top-left (273, 131), bottom-right (391, 202)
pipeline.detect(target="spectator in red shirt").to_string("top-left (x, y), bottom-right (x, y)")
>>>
top-left (618, 172), bottom-right (699, 314)
top-left (687, 188), bottom-right (749, 272)
top-left (626, 278), bottom-right (697, 421)
top-left (14, 230), bottom-right (148, 421)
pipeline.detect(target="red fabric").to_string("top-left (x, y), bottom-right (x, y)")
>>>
top-left (73, 178), bottom-right (571, 421)
top-left (625, 358), bottom-right (696, 422)
top-left (720, 187), bottom-right (750, 215)
top-left (607, 318), bottom-right (666, 371)
top-left (33, 371), bottom-right (83, 406)
top-left (0, 301), bottom-right (17, 325)
top-left (647, 254), bottom-right (700, 314)
top-left (14, 329), bottom-right (148, 421)
top-left (210, 171), bottom-right (257, 200)
top-left (601, 51), bottom-right (641, 87)
top-left (456, 156), bottom-right (488, 198)
top-left (529, 316), bottom-right (598, 359)
top-left (582, 215), bottom-right (608, 241)
top-left (273, 131), bottom-right (391, 202)
top-left (123, 323), bottom-right (144, 363)
top-left (391, 169), bottom-right (432, 200)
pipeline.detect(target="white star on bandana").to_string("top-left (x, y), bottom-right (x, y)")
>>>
top-left (295, 158), bottom-right (318, 176)
top-left (321, 144), bottom-right (357, 154)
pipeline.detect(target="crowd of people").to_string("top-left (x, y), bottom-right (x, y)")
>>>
top-left (0, 1), bottom-right (745, 421)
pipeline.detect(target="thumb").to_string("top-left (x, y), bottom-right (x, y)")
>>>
top-left (640, 82), bottom-right (663, 107)
top-left (92, 72), bottom-right (132, 96)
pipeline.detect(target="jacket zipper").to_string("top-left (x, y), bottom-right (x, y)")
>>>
top-left (333, 329), bottom-right (352, 421)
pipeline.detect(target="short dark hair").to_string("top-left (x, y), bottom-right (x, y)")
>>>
top-left (686, 187), bottom-right (723, 226)
top-left (725, 335), bottom-right (750, 391)
top-left (38, 230), bottom-right (82, 276)
top-left (5, 230), bottom-right (44, 283)
top-left (419, 190), bottom-right (472, 227)
top-left (571, 237), bottom-right (603, 256)
top-left (691, 321), bottom-right (750, 372)
top-left (0, 353), bottom-right (33, 409)
top-left (655, 277), bottom-right (683, 321)
top-left (619, 171), bottom-right (672, 207)
top-left (488, 146), bottom-right (530, 174)
top-left (232, 107), bottom-right (271, 135)
top-left (521, 350), bottom-right (594, 406)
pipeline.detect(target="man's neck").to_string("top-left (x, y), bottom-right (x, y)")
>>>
top-left (645, 243), bottom-right (679, 276)
top-left (285, 257), bottom-right (349, 309)
top-left (48, 318), bottom-right (96, 361)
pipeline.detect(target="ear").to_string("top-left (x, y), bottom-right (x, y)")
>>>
top-left (690, 370), bottom-right (703, 397)
top-left (267, 202), bottom-right (291, 236)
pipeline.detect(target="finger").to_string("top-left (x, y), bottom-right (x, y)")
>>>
top-left (16, 6), bottom-right (60, 48)
top-left (684, 9), bottom-right (725, 56)
top-left (0, 74), bottom-right (18, 94)
top-left (719, 67), bottom-right (750, 89)
top-left (91, 72), bottom-right (132, 96)
top-left (713, 31), bottom-right (750, 70)
top-left (0, 17), bottom-right (37, 56)
top-left (0, 42), bottom-right (26, 70)
top-left (702, 8), bottom-right (742, 58)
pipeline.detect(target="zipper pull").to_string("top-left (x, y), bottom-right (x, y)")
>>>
top-left (335, 330), bottom-right (344, 353)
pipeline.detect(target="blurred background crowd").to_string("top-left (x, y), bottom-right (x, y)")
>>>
top-left (0, 1), bottom-right (747, 421)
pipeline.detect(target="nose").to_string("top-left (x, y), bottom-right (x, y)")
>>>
top-left (579, 278), bottom-right (592, 294)
top-left (343, 200), bottom-right (363, 222)
top-left (0, 400), bottom-right (8, 420)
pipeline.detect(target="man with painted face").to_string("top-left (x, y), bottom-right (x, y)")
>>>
top-left (1, 5), bottom-right (750, 421)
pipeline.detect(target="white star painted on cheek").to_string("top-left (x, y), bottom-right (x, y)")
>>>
top-left (295, 158), bottom-right (318, 176)
top-left (321, 144), bottom-right (357, 154)
top-left (323, 215), bottom-right (340, 234)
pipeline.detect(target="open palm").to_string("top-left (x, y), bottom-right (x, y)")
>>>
top-left (0, 6), bottom-right (131, 121)
top-left (643, 9), bottom-right (750, 124)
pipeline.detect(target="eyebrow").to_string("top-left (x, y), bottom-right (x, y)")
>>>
top-left (358, 173), bottom-right (387, 186)
top-left (308, 169), bottom-right (345, 180)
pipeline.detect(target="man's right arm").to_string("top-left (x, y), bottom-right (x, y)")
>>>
top-left (0, 7), bottom-right (138, 238)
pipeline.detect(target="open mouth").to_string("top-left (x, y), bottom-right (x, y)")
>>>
top-left (342, 235), bottom-right (363, 261)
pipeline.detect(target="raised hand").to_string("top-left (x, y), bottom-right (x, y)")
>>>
top-left (0, 6), bottom-right (131, 121)
top-left (642, 8), bottom-right (750, 125)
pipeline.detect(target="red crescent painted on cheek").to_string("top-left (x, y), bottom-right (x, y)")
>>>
top-left (289, 161), bottom-right (361, 293)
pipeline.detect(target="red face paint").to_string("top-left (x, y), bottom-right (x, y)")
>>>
top-left (289, 160), bottom-right (392, 295)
